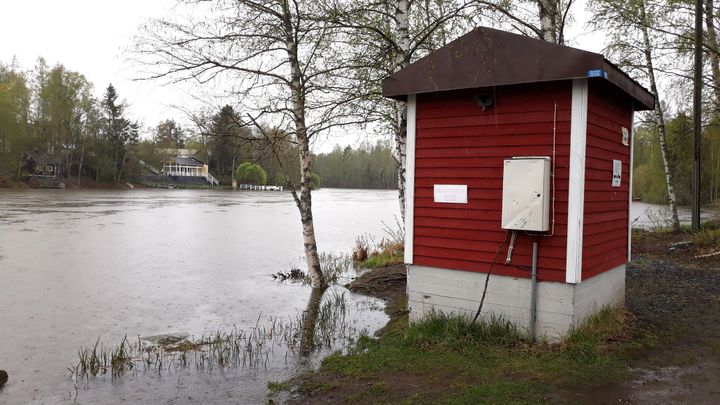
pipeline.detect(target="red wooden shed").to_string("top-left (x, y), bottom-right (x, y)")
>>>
top-left (383, 27), bottom-right (654, 340)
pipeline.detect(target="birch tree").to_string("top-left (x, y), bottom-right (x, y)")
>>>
top-left (135, 0), bottom-right (363, 288)
top-left (706, 0), bottom-right (720, 115)
top-left (473, 1), bottom-right (575, 44)
top-left (590, 0), bottom-right (681, 230)
top-left (324, 0), bottom-right (472, 219)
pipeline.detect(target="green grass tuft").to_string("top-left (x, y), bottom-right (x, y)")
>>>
top-left (267, 380), bottom-right (292, 394)
top-left (692, 228), bottom-right (720, 248)
top-left (310, 308), bottom-right (642, 403)
top-left (359, 250), bottom-right (404, 268)
top-left (399, 312), bottom-right (522, 350)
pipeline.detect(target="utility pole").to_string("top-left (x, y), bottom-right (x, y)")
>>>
top-left (693, 0), bottom-right (703, 232)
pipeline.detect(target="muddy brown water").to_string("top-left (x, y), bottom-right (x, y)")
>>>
top-left (0, 189), bottom-right (398, 404)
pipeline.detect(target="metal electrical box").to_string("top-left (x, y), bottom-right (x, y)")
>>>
top-left (501, 157), bottom-right (551, 232)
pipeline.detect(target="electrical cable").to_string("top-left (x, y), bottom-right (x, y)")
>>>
top-left (469, 230), bottom-right (511, 328)
top-left (505, 230), bottom-right (518, 264)
top-left (539, 101), bottom-right (558, 239)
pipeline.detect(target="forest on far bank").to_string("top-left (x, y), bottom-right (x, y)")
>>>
top-left (0, 59), bottom-right (397, 190)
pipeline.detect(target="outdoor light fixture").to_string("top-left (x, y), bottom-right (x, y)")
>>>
top-left (476, 93), bottom-right (494, 110)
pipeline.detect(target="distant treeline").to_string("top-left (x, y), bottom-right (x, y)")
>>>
top-left (313, 143), bottom-right (397, 189)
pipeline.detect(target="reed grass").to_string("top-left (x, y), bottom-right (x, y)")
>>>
top-left (70, 289), bottom-right (362, 381)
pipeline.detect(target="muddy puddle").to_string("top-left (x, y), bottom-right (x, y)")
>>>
top-left (0, 188), bottom-right (399, 403)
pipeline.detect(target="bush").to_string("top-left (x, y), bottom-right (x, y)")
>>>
top-left (234, 162), bottom-right (267, 185)
top-left (309, 172), bottom-right (320, 189)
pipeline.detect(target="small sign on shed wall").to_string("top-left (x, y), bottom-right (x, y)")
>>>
top-left (434, 184), bottom-right (468, 204)
top-left (612, 160), bottom-right (622, 187)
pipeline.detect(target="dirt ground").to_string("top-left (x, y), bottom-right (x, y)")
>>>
top-left (287, 233), bottom-right (720, 404)
top-left (565, 233), bottom-right (720, 404)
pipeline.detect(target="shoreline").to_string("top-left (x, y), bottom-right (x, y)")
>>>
top-left (281, 228), bottom-right (720, 403)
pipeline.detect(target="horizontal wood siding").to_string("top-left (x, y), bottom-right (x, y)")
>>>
top-left (413, 82), bottom-right (572, 282)
top-left (582, 81), bottom-right (633, 280)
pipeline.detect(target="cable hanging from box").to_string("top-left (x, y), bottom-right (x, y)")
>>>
top-left (469, 229), bottom-right (511, 328)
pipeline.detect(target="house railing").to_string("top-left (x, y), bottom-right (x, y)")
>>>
top-left (204, 173), bottom-right (219, 186)
top-left (238, 184), bottom-right (283, 191)
top-left (163, 169), bottom-right (219, 186)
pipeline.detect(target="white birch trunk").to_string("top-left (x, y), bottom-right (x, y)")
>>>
top-left (706, 0), bottom-right (720, 116)
top-left (640, 1), bottom-right (681, 231)
top-left (282, 0), bottom-right (325, 288)
top-left (394, 0), bottom-right (411, 221)
top-left (538, 0), bottom-right (558, 43)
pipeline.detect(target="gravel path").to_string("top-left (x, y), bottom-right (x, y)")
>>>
top-left (568, 240), bottom-right (720, 404)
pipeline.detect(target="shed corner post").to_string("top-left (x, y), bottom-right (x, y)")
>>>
top-left (565, 79), bottom-right (588, 284)
top-left (628, 105), bottom-right (635, 263)
top-left (404, 94), bottom-right (417, 265)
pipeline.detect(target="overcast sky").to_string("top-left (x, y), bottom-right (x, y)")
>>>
top-left (1, 0), bottom-right (603, 151)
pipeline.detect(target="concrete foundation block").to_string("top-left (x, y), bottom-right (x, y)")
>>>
top-left (407, 264), bottom-right (625, 342)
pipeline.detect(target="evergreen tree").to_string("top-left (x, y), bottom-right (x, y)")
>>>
top-left (102, 84), bottom-right (139, 184)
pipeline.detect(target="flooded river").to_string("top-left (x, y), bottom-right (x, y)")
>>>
top-left (1, 189), bottom-right (715, 404)
top-left (0, 189), bottom-right (399, 404)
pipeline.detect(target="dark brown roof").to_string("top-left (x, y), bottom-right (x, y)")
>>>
top-left (160, 156), bottom-right (205, 166)
top-left (26, 151), bottom-right (66, 165)
top-left (382, 27), bottom-right (654, 111)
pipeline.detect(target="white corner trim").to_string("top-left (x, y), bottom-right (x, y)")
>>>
top-left (628, 106), bottom-right (635, 262)
top-left (566, 79), bottom-right (588, 284)
top-left (404, 94), bottom-right (417, 264)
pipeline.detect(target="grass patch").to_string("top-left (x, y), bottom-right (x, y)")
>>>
top-left (298, 379), bottom-right (338, 394)
top-left (354, 217), bottom-right (405, 268)
top-left (306, 308), bottom-right (643, 403)
top-left (692, 228), bottom-right (720, 248)
top-left (267, 380), bottom-right (293, 394)
top-left (360, 249), bottom-right (404, 268)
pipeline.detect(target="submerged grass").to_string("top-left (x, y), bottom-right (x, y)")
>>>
top-left (272, 252), bottom-right (354, 284)
top-left (299, 307), bottom-right (643, 403)
top-left (70, 290), bottom-right (365, 381)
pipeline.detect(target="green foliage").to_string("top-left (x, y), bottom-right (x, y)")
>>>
top-left (632, 126), bottom-right (669, 203)
top-left (308, 172), bottom-right (320, 189)
top-left (153, 119), bottom-right (185, 148)
top-left (665, 113), bottom-right (694, 205)
top-left (103, 84), bottom-right (139, 184)
top-left (312, 141), bottom-right (397, 189)
top-left (0, 62), bottom-right (31, 155)
top-left (632, 113), bottom-right (720, 206)
top-left (0, 58), bottom-right (395, 189)
top-left (234, 162), bottom-right (267, 185)
top-left (0, 58), bottom-right (147, 185)
top-left (208, 105), bottom-right (253, 182)
top-left (267, 380), bottom-right (292, 394)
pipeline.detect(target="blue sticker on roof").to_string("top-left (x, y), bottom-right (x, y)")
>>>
top-left (587, 69), bottom-right (608, 79)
